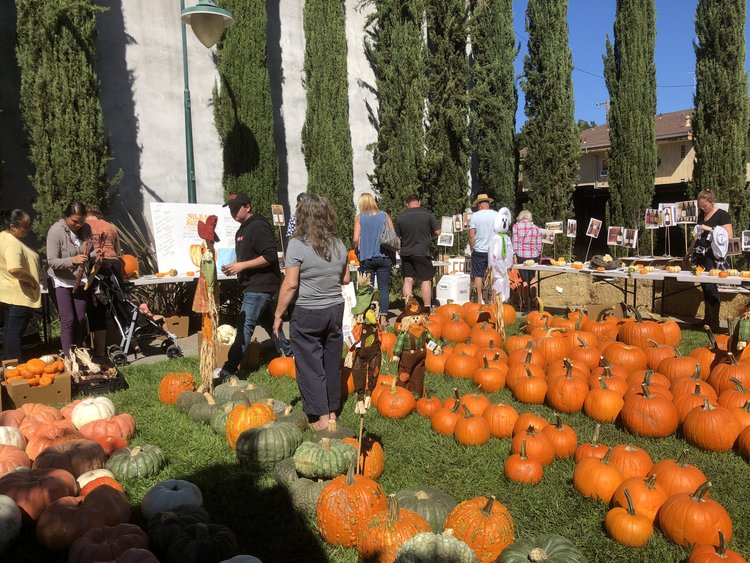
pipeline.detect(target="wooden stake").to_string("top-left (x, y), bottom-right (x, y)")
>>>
top-left (356, 413), bottom-right (365, 475)
top-left (584, 238), bottom-right (594, 263)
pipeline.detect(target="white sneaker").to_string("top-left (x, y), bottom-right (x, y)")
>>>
top-left (213, 368), bottom-right (233, 382)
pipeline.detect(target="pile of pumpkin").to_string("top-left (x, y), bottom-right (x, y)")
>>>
top-left (3, 355), bottom-right (65, 387)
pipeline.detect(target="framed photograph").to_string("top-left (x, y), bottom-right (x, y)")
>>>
top-left (539, 228), bottom-right (556, 245)
top-left (742, 230), bottom-right (750, 252)
top-left (728, 237), bottom-right (742, 256)
top-left (566, 219), bottom-right (577, 238)
top-left (437, 233), bottom-right (455, 247)
top-left (622, 228), bottom-right (639, 249)
top-left (658, 203), bottom-right (677, 227)
top-left (716, 202), bottom-right (730, 212)
top-left (676, 200), bottom-right (698, 224)
top-left (644, 208), bottom-right (660, 229)
top-left (271, 204), bottom-right (285, 227)
top-left (607, 226), bottom-right (623, 246)
top-left (586, 218), bottom-right (602, 238)
top-left (545, 221), bottom-right (563, 234)
top-left (452, 214), bottom-right (464, 232)
top-left (462, 212), bottom-right (473, 230)
top-left (441, 216), bottom-right (454, 234)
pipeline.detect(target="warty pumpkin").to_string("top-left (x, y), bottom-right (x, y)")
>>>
top-left (158, 373), bottom-right (196, 405)
top-left (658, 481), bottom-right (732, 548)
top-left (444, 496), bottom-right (515, 563)
top-left (342, 435), bottom-right (384, 480)
top-left (357, 494), bottom-right (431, 563)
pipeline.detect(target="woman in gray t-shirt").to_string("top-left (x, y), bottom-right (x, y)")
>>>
top-left (274, 195), bottom-right (350, 431)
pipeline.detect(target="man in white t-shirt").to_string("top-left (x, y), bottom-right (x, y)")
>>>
top-left (469, 194), bottom-right (498, 303)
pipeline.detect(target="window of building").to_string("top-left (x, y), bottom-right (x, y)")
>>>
top-left (680, 144), bottom-right (686, 159)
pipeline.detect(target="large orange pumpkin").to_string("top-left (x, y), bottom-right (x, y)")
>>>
top-left (225, 401), bottom-right (275, 450)
top-left (342, 436), bottom-right (384, 479)
top-left (444, 496), bottom-right (515, 562)
top-left (157, 373), bottom-right (196, 405)
top-left (658, 482), bottom-right (732, 548)
top-left (120, 255), bottom-right (139, 278)
top-left (356, 495), bottom-right (430, 563)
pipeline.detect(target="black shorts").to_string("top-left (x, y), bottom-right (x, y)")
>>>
top-left (401, 255), bottom-right (434, 282)
top-left (471, 252), bottom-right (488, 279)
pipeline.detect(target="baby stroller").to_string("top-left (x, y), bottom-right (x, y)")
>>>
top-left (93, 268), bottom-right (183, 366)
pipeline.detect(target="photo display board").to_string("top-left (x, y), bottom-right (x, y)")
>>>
top-left (150, 202), bottom-right (238, 274)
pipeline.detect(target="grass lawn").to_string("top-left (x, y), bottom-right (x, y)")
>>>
top-left (5, 324), bottom-right (749, 562)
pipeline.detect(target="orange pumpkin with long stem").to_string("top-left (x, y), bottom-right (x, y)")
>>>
top-left (658, 481), bottom-right (732, 548)
top-left (356, 495), bottom-right (430, 563)
top-left (444, 496), bottom-right (515, 563)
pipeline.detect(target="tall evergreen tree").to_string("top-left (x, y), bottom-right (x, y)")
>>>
top-left (302, 0), bottom-right (355, 243)
top-left (213, 0), bottom-right (277, 221)
top-left (16, 0), bottom-right (115, 238)
top-left (423, 0), bottom-right (471, 220)
top-left (365, 0), bottom-right (427, 220)
top-left (693, 0), bottom-right (749, 230)
top-left (521, 0), bottom-right (579, 225)
top-left (603, 0), bottom-right (657, 233)
top-left (470, 0), bottom-right (518, 208)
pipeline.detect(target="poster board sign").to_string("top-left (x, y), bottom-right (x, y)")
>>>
top-left (586, 218), bottom-right (602, 238)
top-left (150, 202), bottom-right (238, 274)
top-left (742, 230), bottom-right (750, 252)
top-left (566, 219), bottom-right (577, 238)
top-left (545, 221), bottom-right (563, 234)
top-left (539, 229), bottom-right (555, 245)
top-left (658, 203), bottom-right (677, 227)
top-left (676, 200), bottom-right (698, 224)
top-left (728, 237), bottom-right (742, 256)
top-left (441, 216), bottom-right (454, 234)
top-left (452, 214), bottom-right (464, 232)
top-left (716, 202), bottom-right (729, 212)
top-left (622, 228), bottom-right (638, 249)
top-left (607, 226), bottom-right (623, 246)
top-left (437, 233), bottom-right (454, 247)
top-left (644, 208), bottom-right (660, 229)
top-left (462, 212), bottom-right (473, 230)
top-left (271, 204), bottom-right (285, 227)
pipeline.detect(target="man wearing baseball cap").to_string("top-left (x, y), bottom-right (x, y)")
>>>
top-left (217, 193), bottom-right (292, 380)
top-left (469, 193), bottom-right (497, 303)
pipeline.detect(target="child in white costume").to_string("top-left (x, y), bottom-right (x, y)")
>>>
top-left (488, 207), bottom-right (514, 302)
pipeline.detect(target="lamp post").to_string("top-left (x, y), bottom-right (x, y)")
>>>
top-left (180, 0), bottom-right (234, 203)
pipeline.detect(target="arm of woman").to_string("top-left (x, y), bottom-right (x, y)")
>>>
top-left (352, 214), bottom-right (361, 250)
top-left (341, 259), bottom-right (351, 286)
top-left (273, 266), bottom-right (299, 337)
top-left (723, 223), bottom-right (733, 239)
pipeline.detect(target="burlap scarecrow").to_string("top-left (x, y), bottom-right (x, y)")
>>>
top-left (192, 215), bottom-right (220, 392)
top-left (390, 298), bottom-right (437, 399)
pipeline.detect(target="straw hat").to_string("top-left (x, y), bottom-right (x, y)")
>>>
top-left (472, 193), bottom-right (494, 207)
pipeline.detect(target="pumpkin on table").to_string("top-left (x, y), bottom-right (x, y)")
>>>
top-left (444, 496), bottom-right (515, 563)
top-left (67, 523), bottom-right (149, 563)
top-left (316, 462), bottom-right (387, 547)
top-left (141, 479), bottom-right (203, 520)
top-left (357, 494), bottom-right (431, 563)
top-left (497, 534), bottom-right (586, 563)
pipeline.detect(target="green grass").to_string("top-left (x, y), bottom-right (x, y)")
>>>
top-left (5, 325), bottom-right (749, 562)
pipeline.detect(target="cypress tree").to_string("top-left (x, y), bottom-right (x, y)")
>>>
top-left (365, 0), bottom-right (427, 220)
top-left (302, 0), bottom-right (354, 243)
top-left (213, 0), bottom-right (277, 222)
top-left (16, 0), bottom-right (115, 238)
top-left (423, 0), bottom-right (471, 220)
top-left (470, 0), bottom-right (518, 208)
top-left (693, 0), bottom-right (749, 230)
top-left (603, 0), bottom-right (657, 233)
top-left (521, 0), bottom-right (579, 225)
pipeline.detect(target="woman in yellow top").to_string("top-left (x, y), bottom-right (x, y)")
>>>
top-left (0, 209), bottom-right (41, 362)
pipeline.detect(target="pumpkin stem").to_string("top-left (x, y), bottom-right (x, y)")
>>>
top-left (729, 377), bottom-right (748, 392)
top-left (537, 298), bottom-right (544, 313)
top-left (387, 494), bottom-right (400, 521)
top-left (702, 398), bottom-right (715, 411)
top-left (690, 363), bottom-right (701, 380)
top-left (597, 307), bottom-right (613, 322)
top-left (727, 352), bottom-right (739, 366)
top-left (574, 313), bottom-right (583, 332)
top-left (597, 377), bottom-right (610, 390)
top-left (461, 404), bottom-right (474, 418)
top-left (640, 382), bottom-right (653, 399)
top-left (525, 425), bottom-right (537, 437)
top-left (488, 339), bottom-right (495, 350)
top-left (194, 522), bottom-right (210, 540)
top-left (717, 530), bottom-right (727, 556)
top-left (483, 357), bottom-right (490, 369)
top-left (283, 406), bottom-right (294, 416)
top-left (591, 423), bottom-right (601, 446)
top-left (554, 415), bottom-right (564, 430)
top-left (691, 383), bottom-right (702, 397)
top-left (528, 548), bottom-right (550, 562)
top-left (643, 474), bottom-right (658, 489)
top-left (414, 490), bottom-right (430, 501)
top-left (690, 481), bottom-right (712, 502)
top-left (519, 439), bottom-right (528, 460)
top-left (704, 325), bottom-right (718, 349)
top-left (577, 337), bottom-right (588, 349)
top-left (451, 388), bottom-right (461, 413)
top-left (676, 449), bottom-right (690, 467)
top-left (345, 460), bottom-right (357, 485)
top-left (130, 446), bottom-right (142, 457)
top-left (328, 419), bottom-right (337, 432)
top-left (480, 496), bottom-right (495, 517)
top-left (600, 447), bottom-right (613, 464)
top-left (623, 488), bottom-right (637, 516)
top-left (320, 438), bottom-right (331, 450)
top-left (742, 400), bottom-right (750, 412)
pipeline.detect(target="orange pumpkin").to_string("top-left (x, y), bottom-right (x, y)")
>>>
top-left (444, 496), bottom-right (515, 562)
top-left (343, 436), bottom-right (385, 480)
top-left (225, 401), bottom-right (275, 450)
top-left (356, 495), bottom-right (430, 563)
top-left (120, 255), bottom-right (139, 278)
top-left (157, 373), bottom-right (196, 405)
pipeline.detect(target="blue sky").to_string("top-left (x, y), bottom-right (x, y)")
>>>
top-left (511, 0), bottom-right (750, 128)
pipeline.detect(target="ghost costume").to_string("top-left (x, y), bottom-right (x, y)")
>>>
top-left (488, 208), bottom-right (514, 301)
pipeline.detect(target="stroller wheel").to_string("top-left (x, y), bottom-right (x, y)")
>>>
top-left (166, 343), bottom-right (183, 359)
top-left (110, 351), bottom-right (129, 366)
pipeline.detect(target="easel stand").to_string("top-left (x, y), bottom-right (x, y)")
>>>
top-left (584, 238), bottom-right (594, 263)
top-left (650, 230), bottom-right (654, 257)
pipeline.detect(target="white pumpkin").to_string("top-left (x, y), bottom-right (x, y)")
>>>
top-left (71, 397), bottom-right (116, 429)
top-left (0, 427), bottom-right (25, 450)
top-left (141, 479), bottom-right (203, 520)
top-left (38, 355), bottom-right (57, 365)
top-left (76, 468), bottom-right (116, 489)
top-left (0, 494), bottom-right (22, 555)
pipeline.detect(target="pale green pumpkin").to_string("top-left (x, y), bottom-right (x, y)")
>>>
top-left (292, 438), bottom-right (356, 479)
top-left (105, 445), bottom-right (166, 480)
top-left (213, 376), bottom-right (249, 404)
top-left (276, 406), bottom-right (309, 431)
top-left (498, 534), bottom-right (587, 563)
top-left (288, 477), bottom-right (330, 514)
top-left (236, 421), bottom-right (303, 468)
top-left (395, 486), bottom-right (458, 532)
top-left (175, 391), bottom-right (207, 413)
top-left (394, 530), bottom-right (478, 563)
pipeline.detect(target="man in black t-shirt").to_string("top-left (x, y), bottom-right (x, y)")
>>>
top-left (394, 194), bottom-right (440, 311)
top-left (218, 193), bottom-right (292, 378)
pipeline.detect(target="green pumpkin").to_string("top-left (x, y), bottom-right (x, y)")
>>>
top-left (395, 486), bottom-right (458, 532)
top-left (146, 505), bottom-right (211, 560)
top-left (213, 376), bottom-right (249, 403)
top-left (188, 395), bottom-right (218, 423)
top-left (106, 445), bottom-right (167, 480)
top-left (310, 419), bottom-right (355, 442)
top-left (394, 530), bottom-right (478, 563)
top-left (498, 534), bottom-right (587, 563)
top-left (292, 438), bottom-right (356, 479)
top-left (175, 391), bottom-right (207, 412)
top-left (236, 421), bottom-right (303, 468)
top-left (264, 398), bottom-right (289, 416)
top-left (276, 406), bottom-right (308, 431)
top-left (209, 401), bottom-right (244, 435)
top-left (274, 457), bottom-right (299, 487)
top-left (165, 522), bottom-right (239, 563)
top-left (287, 477), bottom-right (330, 514)
top-left (235, 383), bottom-right (272, 403)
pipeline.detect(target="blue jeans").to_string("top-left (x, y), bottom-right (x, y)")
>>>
top-left (223, 291), bottom-right (292, 373)
top-left (359, 255), bottom-right (392, 317)
top-left (2, 304), bottom-right (32, 362)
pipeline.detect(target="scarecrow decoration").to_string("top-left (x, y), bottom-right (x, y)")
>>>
top-left (488, 207), bottom-right (514, 302)
top-left (345, 273), bottom-right (382, 415)
top-left (192, 215), bottom-right (220, 392)
top-left (391, 298), bottom-right (437, 399)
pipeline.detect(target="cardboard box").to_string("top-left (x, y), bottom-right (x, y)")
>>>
top-left (165, 315), bottom-right (190, 339)
top-left (1, 371), bottom-right (72, 411)
top-left (197, 335), bottom-right (259, 373)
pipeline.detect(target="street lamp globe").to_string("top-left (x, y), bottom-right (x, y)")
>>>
top-left (181, 0), bottom-right (234, 48)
